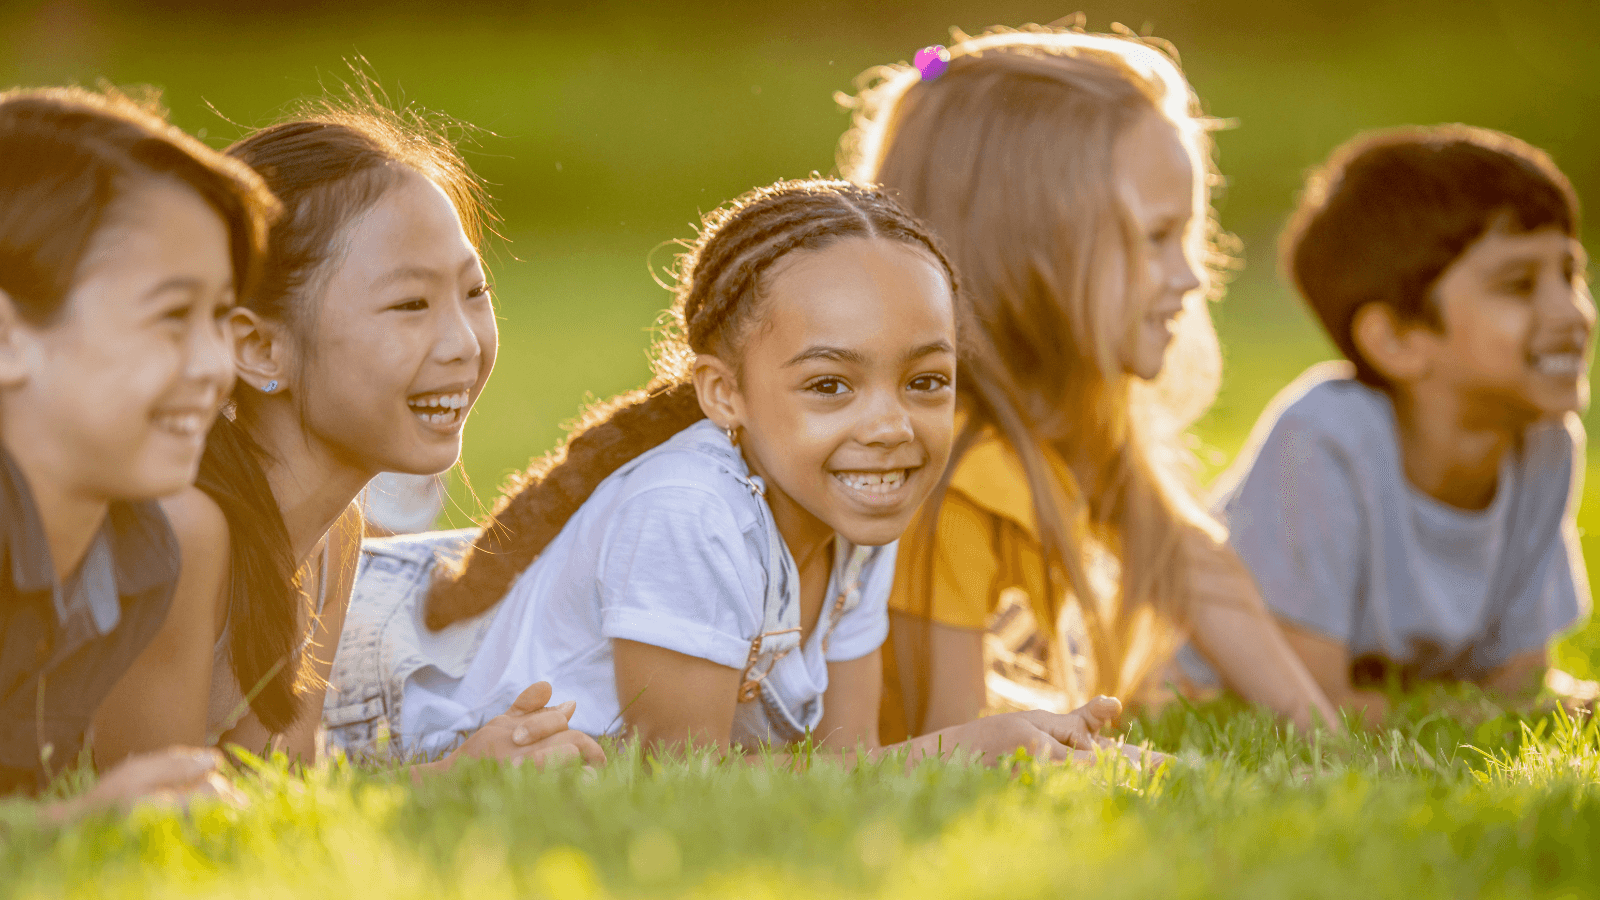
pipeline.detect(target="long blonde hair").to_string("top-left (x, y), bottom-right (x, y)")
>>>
top-left (840, 23), bottom-right (1233, 703)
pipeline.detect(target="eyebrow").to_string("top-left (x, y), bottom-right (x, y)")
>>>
top-left (785, 345), bottom-right (866, 367)
top-left (140, 276), bottom-right (221, 303)
top-left (784, 339), bottom-right (955, 368)
top-left (370, 256), bottom-right (482, 290)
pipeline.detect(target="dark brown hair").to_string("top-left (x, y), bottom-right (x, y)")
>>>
top-left (201, 90), bottom-right (490, 732)
top-left (425, 178), bottom-right (960, 629)
top-left (0, 86), bottom-right (275, 327)
top-left (1285, 124), bottom-right (1579, 387)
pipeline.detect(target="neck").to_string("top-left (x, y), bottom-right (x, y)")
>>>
top-left (245, 403), bottom-right (371, 565)
top-left (1, 430), bottom-right (108, 584)
top-left (1390, 382), bottom-right (1521, 511)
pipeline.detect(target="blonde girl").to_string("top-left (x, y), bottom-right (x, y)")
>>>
top-left (839, 25), bottom-right (1342, 739)
top-left (329, 179), bottom-right (1132, 766)
top-left (93, 92), bottom-right (603, 774)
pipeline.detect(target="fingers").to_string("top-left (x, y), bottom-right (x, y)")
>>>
top-left (507, 681), bottom-right (555, 714)
top-left (1078, 696), bottom-right (1123, 730)
top-left (514, 730), bottom-right (608, 770)
top-left (509, 705), bottom-right (579, 747)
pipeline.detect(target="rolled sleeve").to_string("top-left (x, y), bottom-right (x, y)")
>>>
top-left (596, 486), bottom-right (761, 671)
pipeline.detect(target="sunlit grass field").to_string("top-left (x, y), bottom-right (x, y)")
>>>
top-left (5, 3), bottom-right (1600, 895)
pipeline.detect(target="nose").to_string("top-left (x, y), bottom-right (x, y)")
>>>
top-left (1543, 274), bottom-right (1596, 340)
top-left (1170, 244), bottom-right (1204, 296)
top-left (858, 388), bottom-right (914, 449)
top-left (433, 296), bottom-right (483, 368)
top-left (189, 309), bottom-right (235, 397)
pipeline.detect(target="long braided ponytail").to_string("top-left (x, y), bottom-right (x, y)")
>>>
top-left (425, 177), bottom-right (959, 629)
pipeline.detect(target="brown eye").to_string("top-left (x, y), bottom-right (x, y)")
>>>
top-left (806, 377), bottom-right (850, 396)
top-left (908, 374), bottom-right (951, 393)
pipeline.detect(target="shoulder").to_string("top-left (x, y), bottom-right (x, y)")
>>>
top-left (1518, 413), bottom-right (1583, 505)
top-left (1265, 363), bottom-right (1390, 440)
top-left (943, 433), bottom-right (1046, 534)
top-left (155, 486), bottom-right (232, 630)
top-left (605, 426), bottom-right (763, 533)
top-left (158, 486), bottom-right (232, 559)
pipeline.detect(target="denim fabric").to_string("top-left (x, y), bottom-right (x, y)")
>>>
top-left (322, 529), bottom-right (489, 760)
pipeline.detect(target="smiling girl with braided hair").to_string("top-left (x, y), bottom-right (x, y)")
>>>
top-left (326, 178), bottom-right (1138, 764)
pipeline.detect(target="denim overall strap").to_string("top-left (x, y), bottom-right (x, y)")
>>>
top-left (736, 474), bottom-right (802, 703)
top-left (820, 543), bottom-right (873, 656)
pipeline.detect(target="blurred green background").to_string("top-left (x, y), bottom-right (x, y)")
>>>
top-left (5, 0), bottom-right (1600, 672)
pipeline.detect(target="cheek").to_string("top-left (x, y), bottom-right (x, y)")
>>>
top-left (473, 310), bottom-right (499, 376)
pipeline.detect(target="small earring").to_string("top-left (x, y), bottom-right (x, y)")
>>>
top-left (724, 424), bottom-right (739, 447)
top-left (263, 380), bottom-right (278, 394)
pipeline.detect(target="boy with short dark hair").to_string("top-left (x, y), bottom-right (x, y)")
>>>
top-left (1215, 124), bottom-right (1593, 720)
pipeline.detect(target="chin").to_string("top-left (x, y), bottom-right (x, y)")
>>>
top-left (834, 515), bottom-right (917, 549)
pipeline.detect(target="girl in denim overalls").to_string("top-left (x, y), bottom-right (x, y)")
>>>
top-left (328, 179), bottom-right (1133, 765)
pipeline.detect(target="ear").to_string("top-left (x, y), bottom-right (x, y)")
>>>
top-left (228, 307), bottom-right (292, 394)
top-left (691, 354), bottom-right (743, 430)
top-left (0, 289), bottom-right (32, 391)
top-left (1351, 302), bottom-right (1436, 383)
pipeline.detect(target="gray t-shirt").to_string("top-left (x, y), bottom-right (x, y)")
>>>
top-left (1213, 364), bottom-right (1587, 682)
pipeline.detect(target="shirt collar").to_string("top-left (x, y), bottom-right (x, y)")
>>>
top-left (0, 447), bottom-right (179, 626)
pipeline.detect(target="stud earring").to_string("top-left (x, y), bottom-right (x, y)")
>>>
top-left (724, 424), bottom-right (739, 447)
top-left (263, 380), bottom-right (278, 394)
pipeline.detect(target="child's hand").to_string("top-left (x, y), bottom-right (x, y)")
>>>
top-left (442, 682), bottom-right (607, 771)
top-left (927, 695), bottom-right (1156, 766)
top-left (46, 747), bottom-right (242, 824)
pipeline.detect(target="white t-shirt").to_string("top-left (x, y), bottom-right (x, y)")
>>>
top-left (401, 420), bottom-right (894, 747)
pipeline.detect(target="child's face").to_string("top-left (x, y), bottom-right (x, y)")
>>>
top-left (728, 237), bottom-right (957, 551)
top-left (1113, 111), bottom-right (1204, 381)
top-left (291, 171), bottom-right (497, 478)
top-left (0, 177), bottom-right (235, 501)
top-left (1424, 221), bottom-right (1594, 423)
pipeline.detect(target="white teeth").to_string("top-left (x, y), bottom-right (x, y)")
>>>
top-left (834, 470), bottom-right (908, 493)
top-left (1532, 353), bottom-right (1585, 377)
top-left (407, 390), bottom-right (471, 413)
top-left (154, 412), bottom-right (205, 437)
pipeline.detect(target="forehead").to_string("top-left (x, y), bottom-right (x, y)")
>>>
top-left (1455, 221), bottom-right (1578, 270)
top-left (1113, 111), bottom-right (1197, 219)
top-left (330, 170), bottom-right (477, 283)
top-left (77, 176), bottom-right (232, 281)
top-left (754, 237), bottom-right (955, 351)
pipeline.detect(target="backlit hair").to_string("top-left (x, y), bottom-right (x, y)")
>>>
top-left (840, 23), bottom-right (1231, 705)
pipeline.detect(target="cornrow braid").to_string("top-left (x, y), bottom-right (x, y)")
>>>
top-left (425, 177), bottom-right (958, 629)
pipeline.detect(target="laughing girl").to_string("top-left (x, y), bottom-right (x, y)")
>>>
top-left (94, 93), bottom-right (603, 773)
top-left (328, 179), bottom-right (1132, 766)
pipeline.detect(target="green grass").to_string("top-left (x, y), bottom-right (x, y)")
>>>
top-left (7, 691), bottom-right (1600, 899)
top-left (6, 4), bottom-right (1600, 893)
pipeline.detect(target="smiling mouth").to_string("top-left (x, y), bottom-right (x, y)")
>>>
top-left (152, 409), bottom-right (209, 438)
top-left (831, 467), bottom-right (919, 507)
top-left (1528, 351), bottom-right (1586, 378)
top-left (407, 389), bottom-right (471, 428)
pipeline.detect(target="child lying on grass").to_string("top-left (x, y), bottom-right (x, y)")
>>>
top-left (1200, 125), bottom-right (1595, 722)
top-left (327, 179), bottom-right (1148, 767)
top-left (0, 87), bottom-right (276, 814)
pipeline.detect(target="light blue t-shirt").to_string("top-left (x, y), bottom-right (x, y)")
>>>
top-left (1211, 363), bottom-right (1587, 682)
top-left (400, 419), bottom-right (894, 747)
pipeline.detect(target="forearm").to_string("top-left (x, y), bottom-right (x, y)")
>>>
top-left (1190, 604), bottom-right (1343, 732)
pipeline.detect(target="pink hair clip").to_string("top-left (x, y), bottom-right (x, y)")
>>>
top-left (913, 45), bottom-right (951, 81)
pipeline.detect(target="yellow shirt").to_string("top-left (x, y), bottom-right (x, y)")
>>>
top-left (880, 435), bottom-right (1067, 743)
